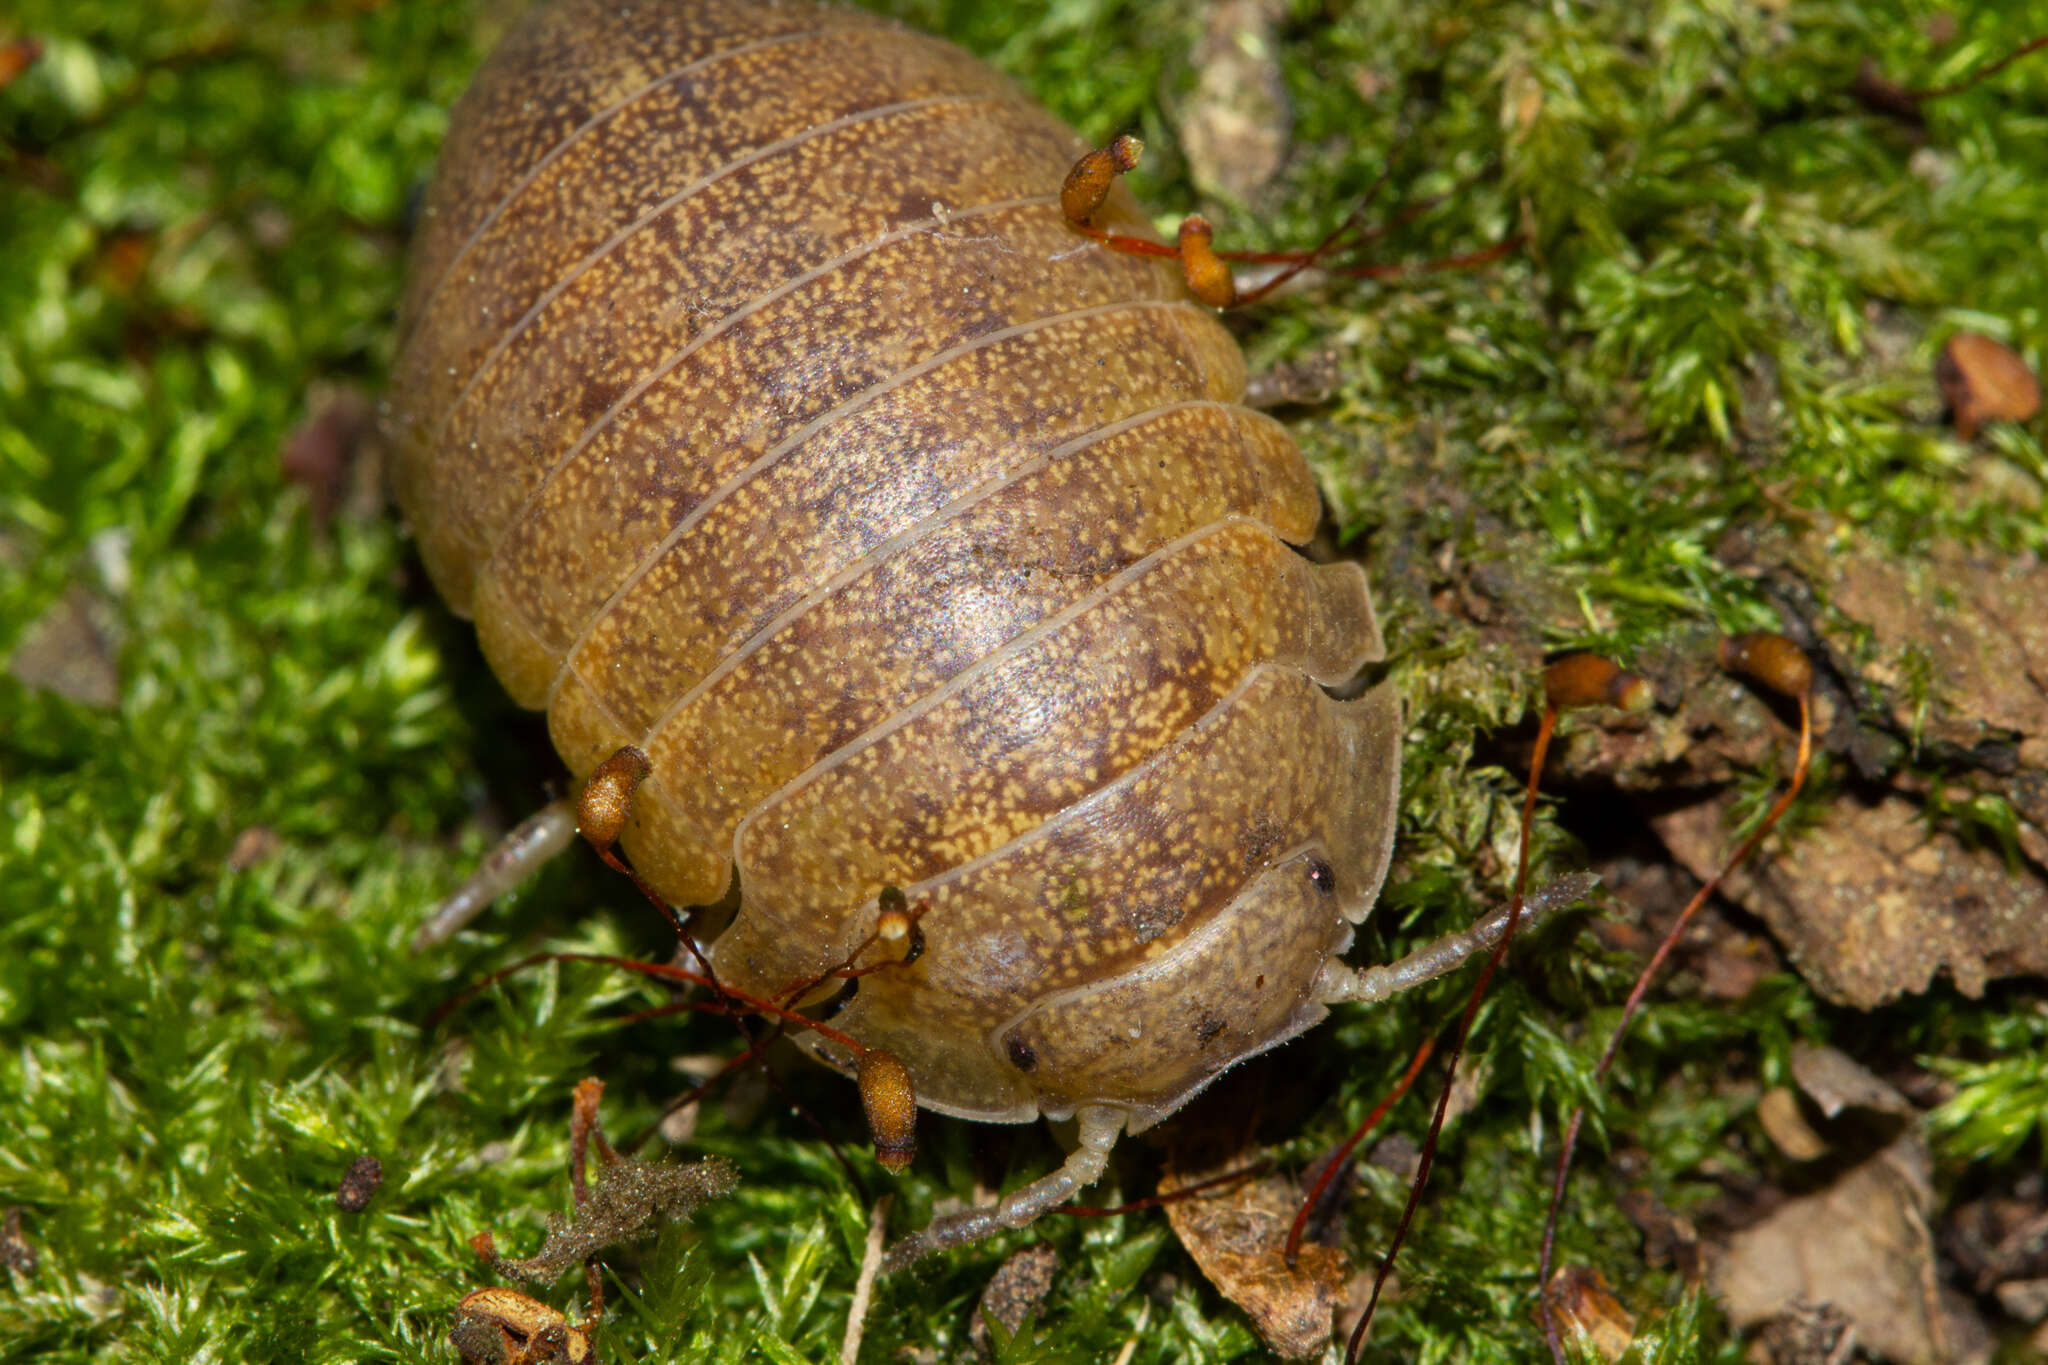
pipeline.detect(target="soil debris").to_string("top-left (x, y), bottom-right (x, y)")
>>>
top-left (335, 1155), bottom-right (384, 1213)
top-left (1755, 1298), bottom-right (1855, 1365)
top-left (1658, 790), bottom-right (2045, 1009)
top-left (967, 1241), bottom-right (1059, 1353)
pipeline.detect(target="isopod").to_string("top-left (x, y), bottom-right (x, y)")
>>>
top-left (391, 0), bottom-right (1568, 1268)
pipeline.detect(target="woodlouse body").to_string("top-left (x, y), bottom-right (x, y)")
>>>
top-left (391, 0), bottom-right (1399, 1178)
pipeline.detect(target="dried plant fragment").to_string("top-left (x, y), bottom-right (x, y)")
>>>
top-left (1938, 332), bottom-right (2041, 440)
top-left (1790, 1042), bottom-right (1916, 1122)
top-left (1541, 1265), bottom-right (1636, 1363)
top-left (451, 1287), bottom-right (592, 1365)
top-left (967, 1242), bottom-right (1059, 1354)
top-left (1756, 1087), bottom-right (1830, 1161)
top-left (1161, 1136), bottom-right (1348, 1359)
top-left (8, 584), bottom-right (120, 709)
top-left (495, 1151), bottom-right (736, 1282)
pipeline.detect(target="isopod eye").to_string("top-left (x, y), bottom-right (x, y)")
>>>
top-left (1308, 858), bottom-right (1337, 895)
top-left (873, 886), bottom-right (926, 965)
top-left (1006, 1036), bottom-right (1039, 1072)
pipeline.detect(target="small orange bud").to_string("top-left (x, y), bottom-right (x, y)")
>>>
top-left (1542, 654), bottom-right (1651, 713)
top-left (1177, 216), bottom-right (1235, 308)
top-left (1059, 134), bottom-right (1142, 224)
top-left (857, 1049), bottom-right (918, 1173)
top-left (577, 746), bottom-right (652, 850)
top-left (1718, 632), bottom-right (1812, 700)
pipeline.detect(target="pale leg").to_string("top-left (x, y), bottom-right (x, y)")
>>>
top-left (1318, 872), bottom-right (1599, 1006)
top-left (882, 1105), bottom-right (1124, 1273)
top-left (413, 799), bottom-right (578, 950)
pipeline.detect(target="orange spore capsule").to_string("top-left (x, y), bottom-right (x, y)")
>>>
top-left (857, 1048), bottom-right (918, 1173)
top-left (1177, 215), bottom-right (1236, 308)
top-left (1058, 133), bottom-right (1142, 224)
top-left (576, 746), bottom-right (652, 850)
top-left (1717, 631), bottom-right (1813, 699)
top-left (1542, 653), bottom-right (1651, 713)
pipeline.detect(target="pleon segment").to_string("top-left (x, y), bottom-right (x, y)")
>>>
top-left (707, 521), bottom-right (1377, 995)
top-left (793, 672), bottom-right (1398, 1124)
top-left (608, 407), bottom-right (1338, 907)
top-left (398, 0), bottom-right (882, 340)
top-left (548, 299), bottom-right (1243, 761)
top-left (1002, 849), bottom-right (1348, 1126)
top-left (414, 98), bottom-right (1096, 612)
top-left (472, 200), bottom-right (1185, 705)
top-left (393, 30), bottom-right (1010, 537)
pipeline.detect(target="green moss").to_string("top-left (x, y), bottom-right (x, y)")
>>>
top-left (3, 1), bottom-right (2043, 1362)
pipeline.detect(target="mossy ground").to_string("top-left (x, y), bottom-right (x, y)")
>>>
top-left (3, 2), bottom-right (2044, 1362)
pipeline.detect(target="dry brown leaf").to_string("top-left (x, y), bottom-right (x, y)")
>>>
top-left (1937, 332), bottom-right (2041, 440)
top-left (1712, 1129), bottom-right (1947, 1364)
top-left (1160, 1149), bottom-right (1349, 1358)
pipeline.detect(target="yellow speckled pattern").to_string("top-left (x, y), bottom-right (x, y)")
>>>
top-left (392, 0), bottom-right (1401, 1128)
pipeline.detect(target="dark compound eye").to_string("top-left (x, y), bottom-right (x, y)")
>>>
top-left (1006, 1037), bottom-right (1038, 1072)
top-left (1308, 858), bottom-right (1337, 895)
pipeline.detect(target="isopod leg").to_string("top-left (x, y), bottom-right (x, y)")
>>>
top-left (1316, 872), bottom-right (1599, 1007)
top-left (413, 799), bottom-right (577, 950)
top-left (881, 1106), bottom-right (1124, 1274)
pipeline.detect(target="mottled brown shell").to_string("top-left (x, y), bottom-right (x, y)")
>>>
top-left (390, 0), bottom-right (1399, 1133)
